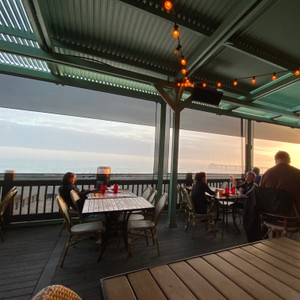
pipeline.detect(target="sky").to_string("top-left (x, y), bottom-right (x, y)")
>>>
top-left (0, 106), bottom-right (300, 174)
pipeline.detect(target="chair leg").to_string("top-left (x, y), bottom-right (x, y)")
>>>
top-left (60, 236), bottom-right (72, 268)
top-left (59, 221), bottom-right (66, 237)
top-left (152, 228), bottom-right (160, 255)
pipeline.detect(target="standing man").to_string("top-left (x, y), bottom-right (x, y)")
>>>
top-left (260, 151), bottom-right (300, 214)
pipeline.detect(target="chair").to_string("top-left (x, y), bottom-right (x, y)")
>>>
top-left (244, 187), bottom-right (300, 242)
top-left (0, 186), bottom-right (17, 241)
top-left (141, 186), bottom-right (153, 200)
top-left (177, 185), bottom-right (188, 216)
top-left (32, 284), bottom-right (82, 300)
top-left (56, 196), bottom-right (104, 267)
top-left (148, 189), bottom-right (157, 205)
top-left (182, 188), bottom-right (215, 238)
top-left (127, 193), bottom-right (168, 257)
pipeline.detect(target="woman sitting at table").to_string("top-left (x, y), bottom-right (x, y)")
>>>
top-left (191, 172), bottom-right (216, 214)
top-left (59, 172), bottom-right (93, 213)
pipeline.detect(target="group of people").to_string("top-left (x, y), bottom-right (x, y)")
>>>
top-left (191, 150), bottom-right (300, 220)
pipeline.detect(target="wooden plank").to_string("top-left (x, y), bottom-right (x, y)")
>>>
top-left (262, 239), bottom-right (300, 260)
top-left (187, 257), bottom-right (254, 300)
top-left (169, 261), bottom-right (226, 300)
top-left (149, 265), bottom-right (197, 300)
top-left (220, 250), bottom-right (300, 298)
top-left (203, 253), bottom-right (281, 299)
top-left (231, 247), bottom-right (300, 292)
top-left (242, 245), bottom-right (300, 279)
top-left (127, 270), bottom-right (167, 300)
top-left (254, 243), bottom-right (300, 268)
top-left (269, 238), bottom-right (300, 253)
top-left (102, 276), bottom-right (136, 300)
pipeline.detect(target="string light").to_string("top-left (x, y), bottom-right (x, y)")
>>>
top-left (272, 73), bottom-right (277, 80)
top-left (174, 43), bottom-right (182, 54)
top-left (233, 79), bottom-right (238, 87)
top-left (172, 24), bottom-right (179, 38)
top-left (181, 67), bottom-right (187, 75)
top-left (251, 76), bottom-right (256, 84)
top-left (217, 82), bottom-right (222, 88)
top-left (164, 1), bottom-right (172, 11)
top-left (180, 55), bottom-right (187, 66)
top-left (202, 82), bottom-right (207, 88)
top-left (295, 68), bottom-right (300, 76)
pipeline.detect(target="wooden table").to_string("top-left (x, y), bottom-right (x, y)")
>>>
top-left (101, 237), bottom-right (300, 300)
top-left (87, 189), bottom-right (137, 200)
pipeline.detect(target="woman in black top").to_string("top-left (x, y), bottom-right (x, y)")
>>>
top-left (191, 172), bottom-right (215, 214)
top-left (58, 172), bottom-right (92, 213)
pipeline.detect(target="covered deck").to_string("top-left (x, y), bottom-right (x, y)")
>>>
top-left (1, 213), bottom-right (248, 299)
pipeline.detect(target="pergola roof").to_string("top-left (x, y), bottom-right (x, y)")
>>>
top-left (1, 0), bottom-right (300, 128)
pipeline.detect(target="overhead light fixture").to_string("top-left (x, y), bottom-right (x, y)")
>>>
top-left (173, 24), bottom-right (179, 38)
top-left (251, 76), bottom-right (256, 84)
top-left (233, 79), bottom-right (238, 87)
top-left (272, 73), bottom-right (277, 80)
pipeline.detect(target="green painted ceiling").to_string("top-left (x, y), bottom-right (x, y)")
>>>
top-left (0, 0), bottom-right (300, 128)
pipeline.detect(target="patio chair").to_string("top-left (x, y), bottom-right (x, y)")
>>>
top-left (32, 284), bottom-right (82, 300)
top-left (177, 185), bottom-right (188, 216)
top-left (0, 186), bottom-right (17, 241)
top-left (182, 188), bottom-right (215, 238)
top-left (141, 186), bottom-right (153, 200)
top-left (56, 196), bottom-right (104, 267)
top-left (127, 193), bottom-right (168, 257)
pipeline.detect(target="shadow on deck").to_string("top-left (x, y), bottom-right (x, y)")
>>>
top-left (0, 212), bottom-right (248, 299)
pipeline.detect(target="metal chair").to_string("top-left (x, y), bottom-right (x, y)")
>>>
top-left (127, 193), bottom-right (168, 257)
top-left (57, 196), bottom-right (104, 267)
top-left (141, 186), bottom-right (153, 200)
top-left (0, 186), bottom-right (17, 241)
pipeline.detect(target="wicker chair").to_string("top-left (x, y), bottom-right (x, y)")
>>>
top-left (57, 196), bottom-right (104, 267)
top-left (32, 284), bottom-right (82, 300)
top-left (127, 193), bottom-right (168, 257)
top-left (0, 186), bottom-right (17, 241)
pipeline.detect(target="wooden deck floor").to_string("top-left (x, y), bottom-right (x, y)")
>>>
top-left (0, 213), bottom-right (249, 299)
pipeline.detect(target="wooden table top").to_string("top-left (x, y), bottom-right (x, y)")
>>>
top-left (101, 237), bottom-right (300, 300)
top-left (82, 196), bottom-right (154, 214)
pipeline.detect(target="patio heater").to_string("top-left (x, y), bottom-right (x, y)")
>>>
top-left (96, 166), bottom-right (111, 188)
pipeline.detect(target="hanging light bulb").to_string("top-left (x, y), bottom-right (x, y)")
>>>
top-left (173, 24), bottom-right (179, 38)
top-left (272, 73), bottom-right (277, 80)
top-left (233, 79), bottom-right (238, 87)
top-left (174, 44), bottom-right (182, 55)
top-left (177, 82), bottom-right (181, 87)
top-left (181, 67), bottom-right (187, 75)
top-left (251, 76), bottom-right (256, 84)
top-left (164, 1), bottom-right (172, 11)
top-left (217, 82), bottom-right (222, 88)
top-left (202, 82), bottom-right (207, 88)
top-left (295, 68), bottom-right (300, 76)
top-left (180, 55), bottom-right (187, 66)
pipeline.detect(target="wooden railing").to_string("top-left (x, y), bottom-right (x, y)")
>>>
top-left (0, 173), bottom-right (234, 223)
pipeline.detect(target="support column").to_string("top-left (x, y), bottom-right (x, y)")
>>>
top-left (166, 109), bottom-right (180, 228)
top-left (245, 119), bottom-right (253, 172)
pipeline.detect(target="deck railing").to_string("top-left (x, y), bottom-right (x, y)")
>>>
top-left (0, 173), bottom-right (236, 223)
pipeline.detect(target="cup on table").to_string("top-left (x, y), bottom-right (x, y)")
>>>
top-left (100, 184), bottom-right (106, 194)
top-left (225, 187), bottom-right (230, 196)
top-left (218, 189), bottom-right (224, 198)
top-left (231, 187), bottom-right (236, 195)
top-left (113, 184), bottom-right (118, 194)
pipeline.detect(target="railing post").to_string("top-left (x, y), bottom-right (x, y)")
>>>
top-left (1, 170), bottom-right (16, 223)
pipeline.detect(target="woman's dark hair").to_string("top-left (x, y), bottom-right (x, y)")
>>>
top-left (61, 172), bottom-right (75, 184)
top-left (194, 172), bottom-right (206, 182)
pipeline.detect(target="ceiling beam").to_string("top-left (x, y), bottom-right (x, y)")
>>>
top-left (0, 25), bottom-right (36, 41)
top-left (187, 0), bottom-right (273, 77)
top-left (0, 40), bottom-right (176, 88)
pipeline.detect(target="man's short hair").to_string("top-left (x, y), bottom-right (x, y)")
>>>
top-left (252, 167), bottom-right (260, 174)
top-left (275, 151), bottom-right (291, 164)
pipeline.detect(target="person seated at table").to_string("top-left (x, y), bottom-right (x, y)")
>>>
top-left (59, 172), bottom-right (94, 213)
top-left (191, 172), bottom-right (216, 214)
top-left (230, 171), bottom-right (257, 195)
top-left (252, 167), bottom-right (262, 185)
